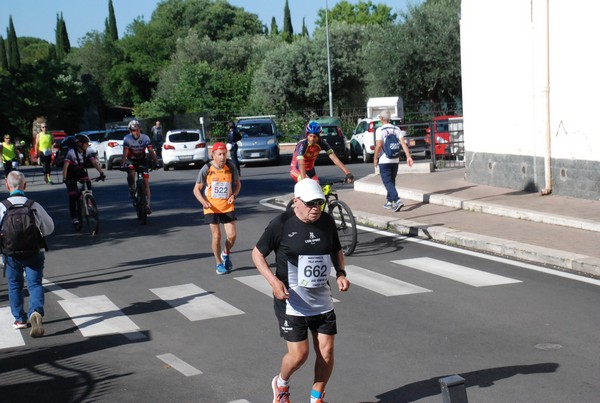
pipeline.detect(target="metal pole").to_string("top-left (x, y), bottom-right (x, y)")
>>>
top-left (325, 0), bottom-right (334, 117)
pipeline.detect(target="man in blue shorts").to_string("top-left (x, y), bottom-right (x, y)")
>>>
top-left (252, 178), bottom-right (350, 403)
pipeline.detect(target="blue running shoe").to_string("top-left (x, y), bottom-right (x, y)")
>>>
top-left (221, 253), bottom-right (232, 271)
top-left (216, 263), bottom-right (227, 275)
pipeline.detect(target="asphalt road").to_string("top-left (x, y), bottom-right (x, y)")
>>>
top-left (1, 160), bottom-right (600, 402)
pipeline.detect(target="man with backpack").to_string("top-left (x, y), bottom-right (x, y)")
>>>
top-left (373, 110), bottom-right (413, 212)
top-left (0, 170), bottom-right (54, 337)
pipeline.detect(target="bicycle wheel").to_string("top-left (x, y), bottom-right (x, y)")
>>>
top-left (74, 198), bottom-right (83, 231)
top-left (83, 194), bottom-right (100, 235)
top-left (328, 200), bottom-right (358, 256)
top-left (136, 182), bottom-right (147, 224)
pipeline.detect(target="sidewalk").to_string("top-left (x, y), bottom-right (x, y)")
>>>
top-left (272, 166), bottom-right (600, 278)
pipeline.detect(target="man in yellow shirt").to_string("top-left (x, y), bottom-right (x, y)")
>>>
top-left (1, 134), bottom-right (17, 177)
top-left (35, 124), bottom-right (54, 184)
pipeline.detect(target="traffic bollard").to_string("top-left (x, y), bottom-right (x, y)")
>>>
top-left (439, 374), bottom-right (468, 403)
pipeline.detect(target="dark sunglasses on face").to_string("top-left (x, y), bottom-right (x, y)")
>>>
top-left (300, 198), bottom-right (325, 208)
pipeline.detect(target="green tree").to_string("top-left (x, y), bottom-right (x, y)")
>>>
top-left (301, 18), bottom-right (309, 37)
top-left (55, 13), bottom-right (71, 60)
top-left (316, 1), bottom-right (396, 27)
top-left (282, 0), bottom-right (294, 43)
top-left (17, 37), bottom-right (53, 64)
top-left (0, 36), bottom-right (7, 70)
top-left (107, 0), bottom-right (119, 41)
top-left (270, 17), bottom-right (279, 36)
top-left (251, 23), bottom-right (369, 114)
top-left (7, 16), bottom-right (21, 70)
top-left (364, 0), bottom-right (461, 113)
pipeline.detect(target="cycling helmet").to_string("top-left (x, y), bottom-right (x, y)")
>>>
top-left (128, 119), bottom-right (141, 130)
top-left (305, 121), bottom-right (322, 136)
top-left (75, 134), bottom-right (90, 145)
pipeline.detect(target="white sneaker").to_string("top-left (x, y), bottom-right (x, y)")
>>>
top-left (392, 200), bottom-right (404, 212)
top-left (383, 201), bottom-right (393, 209)
top-left (29, 312), bottom-right (44, 338)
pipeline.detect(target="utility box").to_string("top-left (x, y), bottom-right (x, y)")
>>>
top-left (366, 97), bottom-right (404, 120)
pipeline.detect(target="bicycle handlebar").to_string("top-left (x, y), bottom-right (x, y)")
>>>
top-left (76, 175), bottom-right (105, 184)
top-left (118, 163), bottom-right (157, 173)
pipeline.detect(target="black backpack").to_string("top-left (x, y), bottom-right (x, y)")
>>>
top-left (0, 199), bottom-right (46, 257)
top-left (381, 127), bottom-right (401, 159)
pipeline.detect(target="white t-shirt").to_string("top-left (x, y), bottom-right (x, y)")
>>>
top-left (375, 123), bottom-right (405, 164)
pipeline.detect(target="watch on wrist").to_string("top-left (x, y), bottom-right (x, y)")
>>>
top-left (336, 270), bottom-right (347, 278)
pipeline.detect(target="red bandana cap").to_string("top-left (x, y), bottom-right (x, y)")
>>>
top-left (212, 142), bottom-right (227, 152)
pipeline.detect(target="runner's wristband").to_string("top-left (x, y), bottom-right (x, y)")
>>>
top-left (336, 270), bottom-right (347, 278)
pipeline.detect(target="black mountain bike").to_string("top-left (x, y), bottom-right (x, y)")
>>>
top-left (122, 164), bottom-right (153, 224)
top-left (75, 175), bottom-right (105, 235)
top-left (287, 179), bottom-right (358, 256)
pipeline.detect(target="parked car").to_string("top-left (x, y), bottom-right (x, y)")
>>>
top-left (53, 132), bottom-right (104, 168)
top-left (349, 118), bottom-right (402, 163)
top-left (424, 115), bottom-right (464, 158)
top-left (317, 124), bottom-right (349, 163)
top-left (96, 126), bottom-right (129, 170)
top-left (77, 130), bottom-right (105, 156)
top-left (236, 116), bottom-right (281, 164)
top-left (350, 118), bottom-right (429, 162)
top-left (162, 129), bottom-right (208, 171)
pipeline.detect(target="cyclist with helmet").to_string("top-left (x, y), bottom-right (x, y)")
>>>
top-left (290, 121), bottom-right (353, 184)
top-left (120, 120), bottom-right (160, 214)
top-left (62, 134), bottom-right (105, 229)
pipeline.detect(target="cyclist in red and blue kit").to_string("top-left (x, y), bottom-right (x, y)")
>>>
top-left (290, 122), bottom-right (353, 184)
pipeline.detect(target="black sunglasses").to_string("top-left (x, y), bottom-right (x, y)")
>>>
top-left (300, 198), bottom-right (325, 208)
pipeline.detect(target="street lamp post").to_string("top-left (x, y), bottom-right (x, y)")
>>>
top-left (325, 0), bottom-right (334, 117)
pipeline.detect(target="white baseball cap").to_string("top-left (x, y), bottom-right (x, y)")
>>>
top-left (294, 178), bottom-right (325, 202)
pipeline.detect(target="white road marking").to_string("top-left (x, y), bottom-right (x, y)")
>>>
top-left (393, 257), bottom-right (522, 287)
top-left (58, 295), bottom-right (141, 338)
top-left (43, 278), bottom-right (78, 299)
top-left (354, 224), bottom-right (600, 287)
top-left (344, 265), bottom-right (432, 296)
top-left (157, 353), bottom-right (202, 376)
top-left (235, 274), bottom-right (340, 302)
top-left (150, 283), bottom-right (244, 321)
top-left (0, 307), bottom-right (25, 349)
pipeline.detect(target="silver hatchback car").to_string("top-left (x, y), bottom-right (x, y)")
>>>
top-left (161, 129), bottom-right (208, 171)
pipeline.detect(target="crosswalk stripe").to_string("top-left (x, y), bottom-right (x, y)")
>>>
top-left (150, 283), bottom-right (244, 321)
top-left (157, 353), bottom-right (202, 376)
top-left (344, 265), bottom-right (432, 296)
top-left (0, 307), bottom-right (25, 349)
top-left (58, 295), bottom-right (141, 338)
top-left (392, 257), bottom-right (522, 287)
top-left (235, 274), bottom-right (340, 302)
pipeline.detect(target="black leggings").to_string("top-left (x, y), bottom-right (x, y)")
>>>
top-left (39, 152), bottom-right (52, 175)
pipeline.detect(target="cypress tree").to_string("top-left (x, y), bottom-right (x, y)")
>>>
top-left (282, 0), bottom-right (294, 43)
top-left (55, 14), bottom-right (64, 59)
top-left (107, 0), bottom-right (118, 41)
top-left (60, 14), bottom-right (71, 54)
top-left (270, 17), bottom-right (279, 36)
top-left (301, 18), bottom-right (309, 37)
top-left (0, 36), bottom-right (7, 70)
top-left (7, 16), bottom-right (20, 70)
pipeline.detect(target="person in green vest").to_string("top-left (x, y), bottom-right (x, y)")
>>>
top-left (35, 124), bottom-right (54, 184)
top-left (1, 134), bottom-right (17, 177)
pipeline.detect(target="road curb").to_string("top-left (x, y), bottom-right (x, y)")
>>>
top-left (265, 193), bottom-right (600, 278)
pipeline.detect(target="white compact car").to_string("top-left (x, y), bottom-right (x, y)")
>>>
top-left (97, 127), bottom-right (129, 170)
top-left (162, 129), bottom-right (208, 171)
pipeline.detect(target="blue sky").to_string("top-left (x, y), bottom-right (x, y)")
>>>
top-left (2, 0), bottom-right (417, 45)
